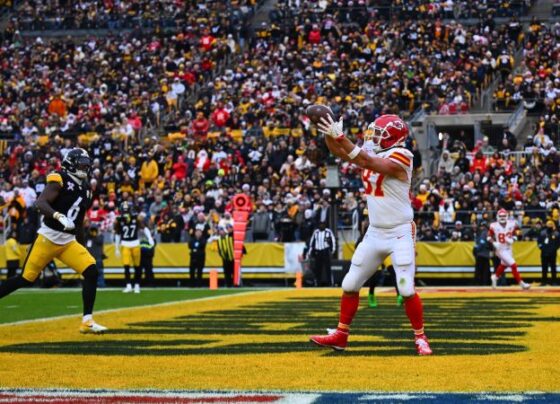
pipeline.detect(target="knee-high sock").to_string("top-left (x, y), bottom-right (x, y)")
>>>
top-left (510, 263), bottom-right (522, 284)
top-left (495, 264), bottom-right (506, 277)
top-left (0, 275), bottom-right (33, 299)
top-left (82, 266), bottom-right (98, 316)
top-left (124, 265), bottom-right (131, 283)
top-left (404, 293), bottom-right (424, 335)
top-left (337, 292), bottom-right (359, 332)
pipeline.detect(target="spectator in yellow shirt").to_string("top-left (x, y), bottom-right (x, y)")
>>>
top-left (4, 230), bottom-right (20, 279)
top-left (140, 154), bottom-right (159, 189)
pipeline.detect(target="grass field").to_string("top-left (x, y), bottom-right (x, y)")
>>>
top-left (0, 287), bottom-right (559, 402)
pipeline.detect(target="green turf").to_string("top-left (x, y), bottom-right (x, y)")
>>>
top-left (0, 288), bottom-right (248, 324)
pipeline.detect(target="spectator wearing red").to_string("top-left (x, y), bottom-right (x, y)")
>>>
top-left (200, 29), bottom-right (216, 52)
top-left (192, 112), bottom-right (210, 137)
top-left (211, 102), bottom-right (230, 128)
top-left (308, 24), bottom-right (321, 44)
top-left (470, 151), bottom-right (488, 173)
top-left (87, 200), bottom-right (107, 224)
top-left (173, 156), bottom-right (188, 181)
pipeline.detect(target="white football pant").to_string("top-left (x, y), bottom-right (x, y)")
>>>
top-left (343, 222), bottom-right (417, 297)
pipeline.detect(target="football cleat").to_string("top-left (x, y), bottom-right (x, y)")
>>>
top-left (310, 329), bottom-right (348, 351)
top-left (80, 320), bottom-right (108, 334)
top-left (520, 281), bottom-right (531, 290)
top-left (414, 334), bottom-right (433, 356)
top-left (396, 295), bottom-right (404, 307)
top-left (123, 284), bottom-right (132, 293)
top-left (491, 274), bottom-right (498, 289)
top-left (368, 293), bottom-right (378, 308)
top-left (134, 284), bottom-right (141, 294)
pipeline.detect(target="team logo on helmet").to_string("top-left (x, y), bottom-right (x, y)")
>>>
top-left (365, 114), bottom-right (409, 152)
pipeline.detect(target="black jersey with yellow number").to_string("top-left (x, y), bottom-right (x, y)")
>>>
top-left (43, 171), bottom-right (92, 235)
top-left (116, 215), bottom-right (140, 242)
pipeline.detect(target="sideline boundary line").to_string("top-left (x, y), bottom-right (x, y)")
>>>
top-left (0, 290), bottom-right (268, 327)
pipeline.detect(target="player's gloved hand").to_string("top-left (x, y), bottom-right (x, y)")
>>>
top-left (506, 237), bottom-right (514, 245)
top-left (492, 242), bottom-right (499, 250)
top-left (318, 115), bottom-right (345, 140)
top-left (53, 212), bottom-right (75, 231)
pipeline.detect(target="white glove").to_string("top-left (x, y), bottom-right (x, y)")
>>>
top-left (318, 115), bottom-right (344, 139)
top-left (53, 212), bottom-right (75, 231)
top-left (115, 247), bottom-right (121, 258)
top-left (492, 242), bottom-right (499, 250)
top-left (506, 237), bottom-right (514, 245)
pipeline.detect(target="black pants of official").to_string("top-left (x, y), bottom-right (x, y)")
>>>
top-left (312, 250), bottom-right (332, 286)
top-left (475, 256), bottom-right (491, 285)
top-left (223, 259), bottom-right (234, 287)
top-left (541, 254), bottom-right (557, 284)
top-left (190, 256), bottom-right (205, 287)
top-left (141, 250), bottom-right (155, 285)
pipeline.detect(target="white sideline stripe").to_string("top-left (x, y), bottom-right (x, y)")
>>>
top-left (0, 290), bottom-right (266, 327)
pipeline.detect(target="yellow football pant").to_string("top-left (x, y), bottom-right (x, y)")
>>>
top-left (22, 234), bottom-right (95, 282)
top-left (121, 246), bottom-right (141, 267)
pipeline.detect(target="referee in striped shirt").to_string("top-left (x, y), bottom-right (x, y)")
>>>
top-left (217, 224), bottom-right (246, 287)
top-left (307, 221), bottom-right (336, 286)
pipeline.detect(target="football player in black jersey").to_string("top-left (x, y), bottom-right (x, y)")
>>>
top-left (0, 148), bottom-right (107, 334)
top-left (115, 201), bottom-right (153, 293)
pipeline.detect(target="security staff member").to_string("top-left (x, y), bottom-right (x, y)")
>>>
top-left (307, 221), bottom-right (336, 286)
top-left (538, 221), bottom-right (559, 285)
top-left (189, 229), bottom-right (207, 287)
top-left (140, 217), bottom-right (156, 286)
top-left (473, 221), bottom-right (492, 285)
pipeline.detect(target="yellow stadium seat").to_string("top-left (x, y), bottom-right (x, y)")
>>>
top-left (207, 131), bottom-right (221, 139)
top-left (350, 127), bottom-right (360, 135)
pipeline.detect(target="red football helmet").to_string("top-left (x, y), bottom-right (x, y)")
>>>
top-left (497, 208), bottom-right (508, 224)
top-left (365, 114), bottom-right (409, 152)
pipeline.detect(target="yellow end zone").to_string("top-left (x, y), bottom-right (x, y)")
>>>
top-left (0, 288), bottom-right (558, 393)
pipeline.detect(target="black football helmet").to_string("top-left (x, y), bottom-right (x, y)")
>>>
top-left (62, 148), bottom-right (92, 179)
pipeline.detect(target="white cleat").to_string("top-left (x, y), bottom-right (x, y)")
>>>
top-left (520, 281), bottom-right (531, 290)
top-left (123, 284), bottom-right (132, 293)
top-left (491, 274), bottom-right (497, 289)
top-left (80, 320), bottom-right (108, 334)
top-left (134, 284), bottom-right (141, 294)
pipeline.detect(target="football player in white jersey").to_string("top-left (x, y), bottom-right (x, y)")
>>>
top-left (309, 114), bottom-right (432, 355)
top-left (488, 209), bottom-right (530, 290)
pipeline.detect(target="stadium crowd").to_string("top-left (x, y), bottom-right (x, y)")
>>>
top-left (0, 0), bottom-right (558, 250)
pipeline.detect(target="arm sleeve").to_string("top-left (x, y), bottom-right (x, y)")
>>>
top-left (143, 227), bottom-right (154, 246)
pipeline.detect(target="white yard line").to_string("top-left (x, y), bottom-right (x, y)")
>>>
top-left (0, 290), bottom-right (268, 327)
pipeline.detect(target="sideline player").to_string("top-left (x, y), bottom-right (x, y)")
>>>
top-left (0, 148), bottom-right (107, 334)
top-left (489, 209), bottom-right (530, 290)
top-left (115, 201), bottom-right (154, 293)
top-left (309, 114), bottom-right (432, 355)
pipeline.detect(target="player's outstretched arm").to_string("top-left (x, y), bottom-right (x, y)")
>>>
top-left (320, 117), bottom-right (407, 181)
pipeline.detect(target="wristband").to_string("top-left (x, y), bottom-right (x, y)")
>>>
top-left (347, 146), bottom-right (361, 160)
top-left (53, 212), bottom-right (62, 220)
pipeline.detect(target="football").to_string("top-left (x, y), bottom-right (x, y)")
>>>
top-left (305, 104), bottom-right (335, 126)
